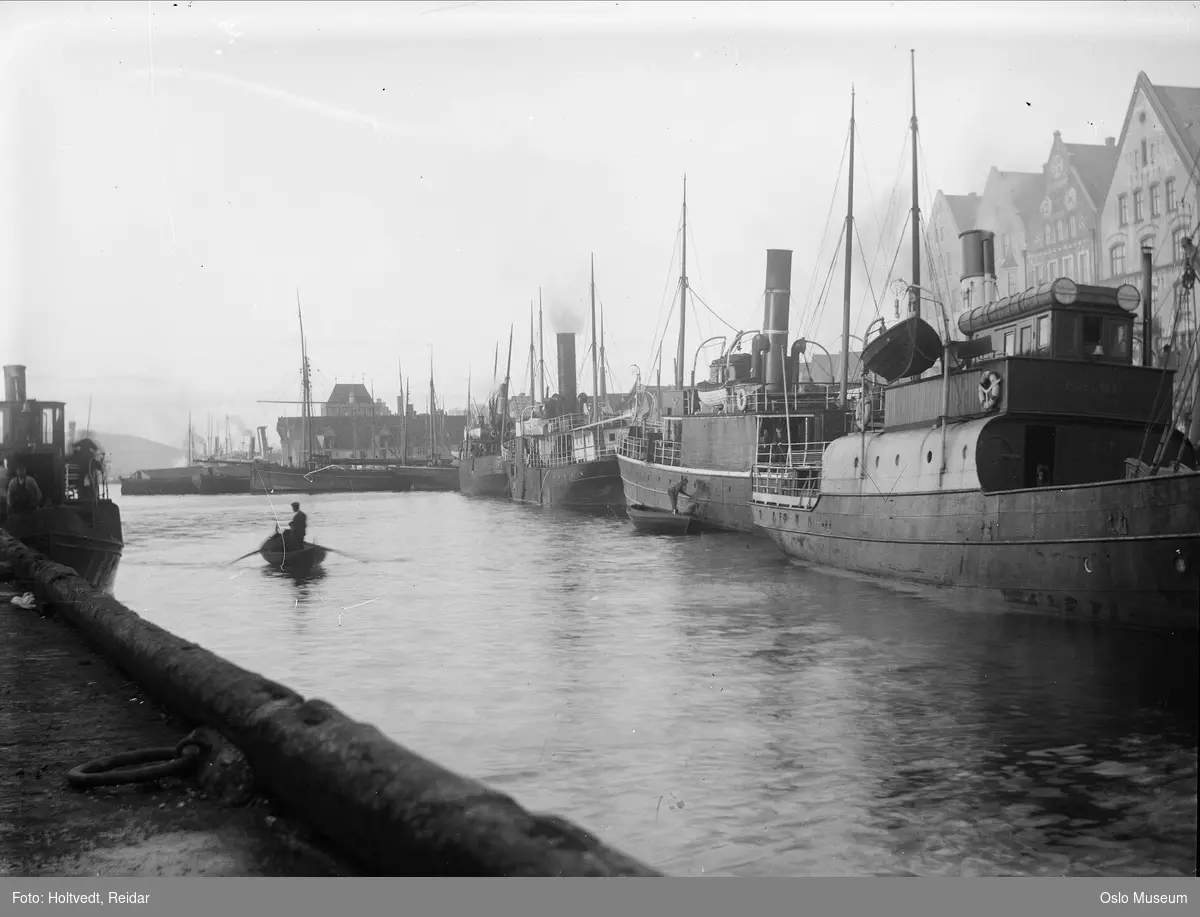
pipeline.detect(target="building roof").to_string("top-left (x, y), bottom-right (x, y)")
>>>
top-left (997, 170), bottom-right (1045, 223)
top-left (1062, 141), bottom-right (1120, 211)
top-left (1156, 83), bottom-right (1200, 165)
top-left (325, 383), bottom-right (374, 406)
top-left (943, 193), bottom-right (981, 230)
top-left (1114, 73), bottom-right (1200, 177)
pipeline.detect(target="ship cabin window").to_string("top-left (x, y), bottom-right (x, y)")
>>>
top-left (1082, 316), bottom-right (1104, 357)
top-left (1103, 319), bottom-right (1132, 362)
top-left (1036, 314), bottom-right (1052, 354)
top-left (1003, 330), bottom-right (1016, 355)
top-left (1054, 313), bottom-right (1081, 357)
top-left (1018, 325), bottom-right (1033, 355)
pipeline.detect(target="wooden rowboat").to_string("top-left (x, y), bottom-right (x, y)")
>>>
top-left (259, 532), bottom-right (328, 572)
top-left (628, 504), bottom-right (697, 536)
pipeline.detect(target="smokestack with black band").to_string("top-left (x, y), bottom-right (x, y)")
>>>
top-left (557, 332), bottom-right (577, 412)
top-left (3, 365), bottom-right (26, 403)
top-left (958, 230), bottom-right (987, 324)
top-left (980, 230), bottom-right (998, 306)
top-left (762, 250), bottom-right (793, 393)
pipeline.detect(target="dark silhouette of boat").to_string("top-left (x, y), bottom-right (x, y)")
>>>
top-left (628, 504), bottom-right (696, 535)
top-left (258, 532), bottom-right (327, 573)
top-left (0, 365), bottom-right (124, 594)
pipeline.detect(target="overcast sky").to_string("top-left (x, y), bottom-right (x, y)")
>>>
top-left (1, 0), bottom-right (1196, 447)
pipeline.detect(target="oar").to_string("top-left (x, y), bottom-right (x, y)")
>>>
top-left (323, 547), bottom-right (369, 563)
top-left (228, 548), bottom-right (262, 565)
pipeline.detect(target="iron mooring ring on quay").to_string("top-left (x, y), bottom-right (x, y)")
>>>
top-left (67, 737), bottom-right (211, 789)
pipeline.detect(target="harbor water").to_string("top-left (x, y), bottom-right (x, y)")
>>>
top-left (112, 492), bottom-right (1197, 876)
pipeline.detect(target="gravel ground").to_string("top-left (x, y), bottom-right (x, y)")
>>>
top-left (0, 576), bottom-right (351, 877)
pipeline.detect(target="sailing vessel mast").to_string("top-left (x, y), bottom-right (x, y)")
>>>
top-left (840, 87), bottom-right (856, 407)
top-left (501, 324), bottom-right (514, 443)
top-left (909, 49), bottom-right (921, 321)
top-left (538, 289), bottom-right (545, 402)
top-left (590, 254), bottom-right (599, 424)
top-left (599, 301), bottom-right (607, 407)
top-left (674, 175), bottom-right (688, 396)
top-left (529, 303), bottom-right (536, 409)
top-left (297, 291), bottom-right (313, 467)
top-left (428, 352), bottom-right (436, 463)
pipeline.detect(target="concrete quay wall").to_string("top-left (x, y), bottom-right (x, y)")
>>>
top-left (0, 531), bottom-right (662, 877)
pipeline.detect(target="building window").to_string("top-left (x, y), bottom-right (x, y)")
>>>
top-left (1173, 227), bottom-right (1187, 262)
top-left (1036, 264), bottom-right (1045, 284)
top-left (1045, 222), bottom-right (1054, 245)
top-left (1110, 242), bottom-right (1126, 277)
top-left (1166, 178), bottom-right (1177, 212)
top-left (1069, 216), bottom-right (1077, 238)
top-left (1003, 233), bottom-right (1012, 257)
top-left (1079, 251), bottom-right (1091, 283)
top-left (1150, 183), bottom-right (1161, 218)
top-left (1118, 193), bottom-right (1128, 226)
top-left (1048, 259), bottom-right (1058, 278)
top-left (1056, 219), bottom-right (1064, 244)
top-left (1006, 271), bottom-right (1015, 295)
top-left (1133, 188), bottom-right (1144, 222)
top-left (1062, 254), bottom-right (1074, 279)
top-left (1140, 138), bottom-right (1148, 167)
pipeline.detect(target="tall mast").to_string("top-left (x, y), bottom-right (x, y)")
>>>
top-left (187, 412), bottom-right (192, 465)
top-left (297, 290), bottom-right (313, 465)
top-left (538, 289), bottom-right (545, 401)
top-left (909, 49), bottom-right (921, 321)
top-left (590, 253), bottom-right (599, 423)
top-left (529, 302), bottom-right (536, 409)
top-left (429, 351), bottom-right (436, 462)
top-left (599, 300), bottom-right (607, 406)
top-left (403, 376), bottom-right (410, 463)
top-left (674, 175), bottom-right (688, 393)
top-left (840, 86), bottom-right (856, 407)
top-left (502, 324), bottom-right (514, 443)
top-left (465, 369), bottom-right (471, 449)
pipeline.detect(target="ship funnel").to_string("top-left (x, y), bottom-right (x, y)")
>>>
top-left (3, 365), bottom-right (26, 403)
top-left (762, 250), bottom-right (793, 393)
top-left (957, 230), bottom-right (997, 336)
top-left (257, 425), bottom-right (269, 458)
top-left (557, 332), bottom-right (577, 412)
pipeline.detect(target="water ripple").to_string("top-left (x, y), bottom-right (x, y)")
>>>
top-left (109, 491), bottom-right (1198, 876)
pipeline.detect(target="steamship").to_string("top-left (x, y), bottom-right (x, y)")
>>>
top-left (506, 261), bottom-right (632, 512)
top-left (460, 378), bottom-right (513, 498)
top-left (1, 364), bottom-right (125, 593)
top-left (749, 60), bottom-right (1200, 632)
top-left (506, 329), bottom-right (630, 511)
top-left (617, 248), bottom-right (841, 532)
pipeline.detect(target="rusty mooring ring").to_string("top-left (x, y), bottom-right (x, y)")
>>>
top-left (67, 737), bottom-right (211, 789)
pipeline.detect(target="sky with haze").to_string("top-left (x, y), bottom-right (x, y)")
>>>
top-left (1, 0), bottom-right (1196, 448)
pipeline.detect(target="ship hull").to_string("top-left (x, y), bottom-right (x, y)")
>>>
top-left (251, 465), bottom-right (408, 494)
top-left (2, 501), bottom-right (124, 594)
top-left (459, 455), bottom-right (510, 498)
top-left (753, 474), bottom-right (1200, 632)
top-left (508, 454), bottom-right (627, 514)
top-left (400, 465), bottom-right (460, 492)
top-left (196, 473), bottom-right (252, 495)
top-left (617, 454), bottom-right (756, 533)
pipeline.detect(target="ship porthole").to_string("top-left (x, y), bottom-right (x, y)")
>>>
top-left (875, 456), bottom-right (879, 468)
top-left (1083, 557), bottom-right (1093, 574)
top-left (853, 457), bottom-right (859, 470)
top-left (962, 446), bottom-right (968, 460)
top-left (894, 455), bottom-right (900, 466)
top-left (926, 450), bottom-right (933, 464)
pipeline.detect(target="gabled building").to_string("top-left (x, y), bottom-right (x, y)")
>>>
top-left (927, 191), bottom-right (982, 304)
top-left (955, 168), bottom-right (1043, 335)
top-left (1025, 131), bottom-right (1119, 288)
top-left (1097, 71), bottom-right (1200, 360)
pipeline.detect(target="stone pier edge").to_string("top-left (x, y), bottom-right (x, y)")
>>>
top-left (0, 532), bottom-right (663, 877)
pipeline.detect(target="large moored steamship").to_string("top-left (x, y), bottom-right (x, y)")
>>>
top-left (750, 228), bottom-right (1200, 632)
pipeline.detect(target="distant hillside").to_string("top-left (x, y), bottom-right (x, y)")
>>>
top-left (82, 431), bottom-right (188, 479)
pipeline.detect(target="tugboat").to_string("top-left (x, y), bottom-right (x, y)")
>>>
top-left (0, 364), bottom-right (124, 594)
top-left (460, 336), bottom-right (514, 499)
